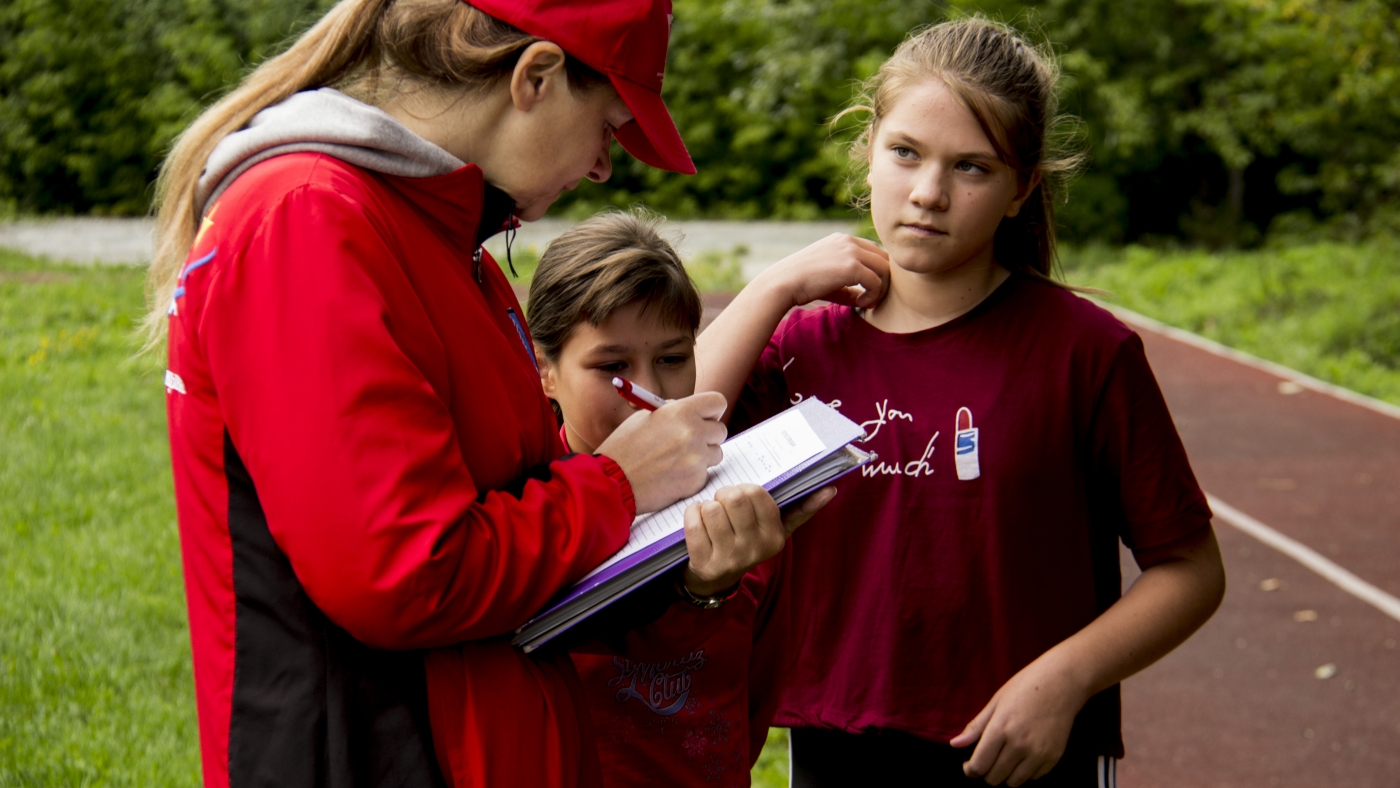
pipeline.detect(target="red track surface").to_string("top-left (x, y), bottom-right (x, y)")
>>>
top-left (572, 292), bottom-right (1400, 785)
top-left (1118, 321), bottom-right (1400, 788)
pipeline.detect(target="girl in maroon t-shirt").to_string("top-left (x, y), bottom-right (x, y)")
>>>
top-left (699, 18), bottom-right (1228, 788)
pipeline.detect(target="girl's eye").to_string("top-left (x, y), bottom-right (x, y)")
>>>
top-left (657, 354), bottom-right (691, 367)
top-left (596, 362), bottom-right (627, 374)
top-left (893, 146), bottom-right (916, 159)
top-left (956, 160), bottom-right (989, 174)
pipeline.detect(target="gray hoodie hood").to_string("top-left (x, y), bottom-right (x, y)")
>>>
top-left (197, 88), bottom-right (466, 213)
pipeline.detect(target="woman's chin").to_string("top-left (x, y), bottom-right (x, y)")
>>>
top-left (515, 202), bottom-right (551, 222)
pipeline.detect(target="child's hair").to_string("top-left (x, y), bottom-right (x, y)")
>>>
top-left (526, 210), bottom-right (703, 362)
top-left (143, 0), bottom-right (607, 349)
top-left (840, 17), bottom-right (1084, 284)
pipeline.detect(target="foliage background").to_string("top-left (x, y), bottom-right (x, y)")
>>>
top-left (2, 0), bottom-right (1397, 245)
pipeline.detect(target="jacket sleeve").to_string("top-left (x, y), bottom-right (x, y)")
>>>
top-left (196, 184), bottom-right (633, 650)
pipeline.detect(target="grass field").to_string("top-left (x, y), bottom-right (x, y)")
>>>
top-left (0, 252), bottom-right (196, 785)
top-left (1062, 239), bottom-right (1400, 407)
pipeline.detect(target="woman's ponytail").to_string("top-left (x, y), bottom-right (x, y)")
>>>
top-left (144, 0), bottom-right (395, 348)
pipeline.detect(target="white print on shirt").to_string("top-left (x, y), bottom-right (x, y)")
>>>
top-left (858, 399), bottom-right (914, 443)
top-left (783, 358), bottom-right (842, 410)
top-left (862, 432), bottom-right (939, 478)
top-left (164, 370), bottom-right (186, 395)
top-left (607, 650), bottom-right (707, 716)
top-left (788, 391), bottom-right (843, 410)
top-left (954, 407), bottom-right (981, 480)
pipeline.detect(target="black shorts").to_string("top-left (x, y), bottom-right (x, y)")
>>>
top-left (790, 728), bottom-right (1118, 788)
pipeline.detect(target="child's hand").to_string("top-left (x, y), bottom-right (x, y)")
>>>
top-left (757, 233), bottom-right (890, 310)
top-left (949, 653), bottom-right (1089, 786)
top-left (681, 485), bottom-right (835, 596)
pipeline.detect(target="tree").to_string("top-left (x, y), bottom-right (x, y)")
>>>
top-left (0, 0), bottom-right (331, 215)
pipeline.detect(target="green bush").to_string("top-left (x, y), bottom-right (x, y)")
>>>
top-left (557, 0), bottom-right (939, 219)
top-left (1062, 237), bottom-right (1400, 405)
top-left (1043, 0), bottom-right (1400, 244)
top-left (2, 0), bottom-right (1398, 245)
top-left (0, 0), bottom-right (332, 215)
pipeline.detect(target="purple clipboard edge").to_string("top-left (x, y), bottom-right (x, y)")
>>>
top-left (513, 446), bottom-right (874, 653)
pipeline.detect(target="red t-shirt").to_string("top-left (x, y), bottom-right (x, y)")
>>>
top-left (561, 425), bottom-right (792, 787)
top-left (731, 275), bottom-right (1212, 757)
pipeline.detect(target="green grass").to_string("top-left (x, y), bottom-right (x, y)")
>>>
top-left (751, 728), bottom-right (790, 787)
top-left (1062, 238), bottom-right (1400, 407)
top-left (0, 252), bottom-right (196, 785)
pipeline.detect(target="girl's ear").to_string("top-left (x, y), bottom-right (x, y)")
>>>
top-left (510, 41), bottom-right (568, 112)
top-left (1005, 169), bottom-right (1043, 218)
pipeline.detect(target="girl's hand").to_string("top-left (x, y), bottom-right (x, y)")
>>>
top-left (681, 485), bottom-right (835, 596)
top-left (949, 653), bottom-right (1090, 786)
top-left (755, 233), bottom-right (891, 310)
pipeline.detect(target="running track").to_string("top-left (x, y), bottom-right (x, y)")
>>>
top-left (694, 293), bottom-right (1400, 787)
top-left (1113, 310), bottom-right (1400, 788)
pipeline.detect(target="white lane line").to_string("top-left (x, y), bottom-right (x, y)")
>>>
top-left (1100, 303), bottom-right (1400, 423)
top-left (1208, 494), bottom-right (1400, 623)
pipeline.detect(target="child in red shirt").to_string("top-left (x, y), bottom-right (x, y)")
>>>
top-left (698, 18), bottom-right (1228, 788)
top-left (525, 211), bottom-right (870, 787)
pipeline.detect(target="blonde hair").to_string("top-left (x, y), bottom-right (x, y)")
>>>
top-left (144, 0), bottom-right (605, 349)
top-left (840, 17), bottom-right (1084, 283)
top-left (526, 210), bottom-right (702, 363)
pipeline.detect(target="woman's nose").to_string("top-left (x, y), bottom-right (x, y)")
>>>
top-left (587, 135), bottom-right (614, 183)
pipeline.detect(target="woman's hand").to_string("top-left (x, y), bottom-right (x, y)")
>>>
top-left (681, 485), bottom-right (836, 596)
top-left (949, 652), bottom-right (1089, 786)
top-left (595, 392), bottom-right (728, 513)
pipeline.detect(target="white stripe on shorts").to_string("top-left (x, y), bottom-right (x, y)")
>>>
top-left (1097, 755), bottom-right (1118, 788)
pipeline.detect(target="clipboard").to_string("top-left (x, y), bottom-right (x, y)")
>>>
top-left (512, 397), bottom-right (872, 653)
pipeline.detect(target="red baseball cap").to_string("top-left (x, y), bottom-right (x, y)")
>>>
top-left (466, 0), bottom-right (696, 175)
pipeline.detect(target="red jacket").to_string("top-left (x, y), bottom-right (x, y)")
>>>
top-left (166, 152), bottom-right (634, 787)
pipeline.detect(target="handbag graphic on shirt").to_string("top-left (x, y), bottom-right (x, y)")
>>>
top-left (954, 407), bottom-right (980, 480)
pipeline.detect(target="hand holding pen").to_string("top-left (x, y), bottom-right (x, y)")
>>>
top-left (594, 381), bottom-right (728, 513)
top-left (610, 378), bottom-right (836, 595)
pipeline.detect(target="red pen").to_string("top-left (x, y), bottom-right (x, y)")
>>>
top-left (612, 377), bottom-right (668, 411)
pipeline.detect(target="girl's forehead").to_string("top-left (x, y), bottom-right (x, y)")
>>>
top-left (881, 81), bottom-right (995, 151)
top-left (566, 304), bottom-right (696, 354)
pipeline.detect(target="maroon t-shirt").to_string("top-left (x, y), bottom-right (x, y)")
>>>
top-left (731, 275), bottom-right (1212, 757)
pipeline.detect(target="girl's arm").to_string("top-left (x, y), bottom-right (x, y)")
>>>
top-left (695, 234), bottom-right (889, 418)
top-left (952, 525), bottom-right (1226, 786)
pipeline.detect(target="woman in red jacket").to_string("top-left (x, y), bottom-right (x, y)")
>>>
top-left (146, 1), bottom-right (860, 786)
